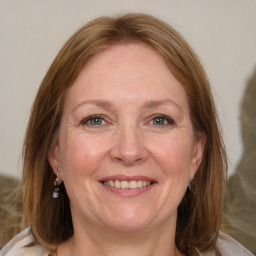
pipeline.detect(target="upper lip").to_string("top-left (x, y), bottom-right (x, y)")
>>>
top-left (99, 175), bottom-right (157, 183)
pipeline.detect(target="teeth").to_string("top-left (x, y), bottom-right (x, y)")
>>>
top-left (109, 180), bottom-right (115, 187)
top-left (115, 180), bottom-right (121, 188)
top-left (121, 181), bottom-right (129, 189)
top-left (103, 180), bottom-right (152, 189)
top-left (129, 181), bottom-right (137, 189)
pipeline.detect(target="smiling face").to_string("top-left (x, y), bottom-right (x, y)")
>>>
top-left (48, 42), bottom-right (205, 234)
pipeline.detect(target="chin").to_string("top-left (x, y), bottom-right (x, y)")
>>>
top-left (100, 205), bottom-right (159, 232)
top-left (106, 218), bottom-right (151, 232)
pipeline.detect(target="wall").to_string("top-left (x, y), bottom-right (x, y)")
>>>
top-left (0, 0), bottom-right (256, 178)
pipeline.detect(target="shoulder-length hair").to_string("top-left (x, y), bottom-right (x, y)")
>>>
top-left (21, 13), bottom-right (227, 255)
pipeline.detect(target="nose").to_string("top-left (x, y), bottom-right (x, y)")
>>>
top-left (110, 124), bottom-right (147, 166)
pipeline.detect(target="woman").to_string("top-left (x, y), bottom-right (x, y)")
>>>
top-left (0, 13), bottom-right (253, 256)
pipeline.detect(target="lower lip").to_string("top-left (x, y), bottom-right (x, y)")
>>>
top-left (101, 183), bottom-right (156, 197)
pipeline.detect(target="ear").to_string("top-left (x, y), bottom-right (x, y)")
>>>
top-left (190, 132), bottom-right (206, 179)
top-left (48, 141), bottom-right (62, 183)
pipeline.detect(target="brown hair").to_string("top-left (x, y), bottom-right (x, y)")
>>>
top-left (21, 13), bottom-right (227, 255)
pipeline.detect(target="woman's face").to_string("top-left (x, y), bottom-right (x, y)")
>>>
top-left (49, 43), bottom-right (205, 233)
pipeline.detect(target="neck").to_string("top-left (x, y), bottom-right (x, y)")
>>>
top-left (57, 218), bottom-right (182, 256)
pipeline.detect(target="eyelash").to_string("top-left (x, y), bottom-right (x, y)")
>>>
top-left (150, 114), bottom-right (175, 126)
top-left (79, 114), bottom-right (175, 127)
top-left (80, 114), bottom-right (107, 126)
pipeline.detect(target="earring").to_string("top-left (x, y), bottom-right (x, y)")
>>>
top-left (188, 179), bottom-right (197, 193)
top-left (188, 179), bottom-right (192, 191)
top-left (52, 172), bottom-right (60, 199)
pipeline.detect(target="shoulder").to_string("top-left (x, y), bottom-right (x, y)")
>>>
top-left (198, 232), bottom-right (254, 256)
top-left (216, 232), bottom-right (254, 256)
top-left (0, 228), bottom-right (50, 256)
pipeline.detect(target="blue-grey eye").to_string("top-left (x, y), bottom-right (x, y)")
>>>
top-left (153, 117), bottom-right (167, 125)
top-left (151, 115), bottom-right (174, 126)
top-left (80, 115), bottom-right (106, 126)
top-left (89, 117), bottom-right (103, 125)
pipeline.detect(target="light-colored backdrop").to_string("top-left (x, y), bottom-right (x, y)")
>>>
top-left (0, 0), bottom-right (256, 178)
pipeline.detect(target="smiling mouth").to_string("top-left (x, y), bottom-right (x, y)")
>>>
top-left (102, 180), bottom-right (153, 189)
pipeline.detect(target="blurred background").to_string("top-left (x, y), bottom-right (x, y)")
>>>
top-left (0, 0), bottom-right (255, 253)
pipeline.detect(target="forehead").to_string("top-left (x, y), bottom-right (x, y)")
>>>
top-left (64, 42), bottom-right (189, 111)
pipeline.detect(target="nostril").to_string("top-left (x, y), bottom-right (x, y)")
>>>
top-left (109, 132), bottom-right (147, 165)
top-left (115, 157), bottom-right (145, 166)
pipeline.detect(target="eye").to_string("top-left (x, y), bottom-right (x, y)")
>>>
top-left (80, 115), bottom-right (106, 126)
top-left (150, 115), bottom-right (175, 126)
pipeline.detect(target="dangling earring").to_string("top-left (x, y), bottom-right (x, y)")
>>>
top-left (188, 179), bottom-right (197, 193)
top-left (53, 172), bottom-right (60, 199)
top-left (188, 179), bottom-right (192, 191)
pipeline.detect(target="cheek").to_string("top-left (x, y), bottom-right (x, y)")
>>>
top-left (59, 133), bottom-right (110, 179)
top-left (149, 133), bottom-right (194, 176)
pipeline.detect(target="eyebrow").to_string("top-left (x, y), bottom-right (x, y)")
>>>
top-left (72, 100), bottom-right (114, 113)
top-left (72, 99), bottom-right (182, 113)
top-left (142, 99), bottom-right (182, 110)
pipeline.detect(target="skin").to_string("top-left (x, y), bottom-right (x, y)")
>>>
top-left (48, 42), bottom-right (205, 256)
